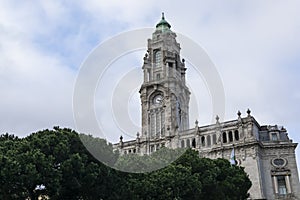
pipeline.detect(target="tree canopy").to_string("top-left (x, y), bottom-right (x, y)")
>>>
top-left (0, 128), bottom-right (251, 200)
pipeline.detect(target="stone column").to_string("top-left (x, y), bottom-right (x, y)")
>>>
top-left (143, 69), bottom-right (147, 82)
top-left (160, 110), bottom-right (163, 137)
top-left (150, 66), bottom-right (153, 81)
top-left (273, 176), bottom-right (278, 194)
top-left (166, 62), bottom-right (169, 77)
top-left (196, 135), bottom-right (200, 149)
top-left (285, 175), bottom-right (291, 194)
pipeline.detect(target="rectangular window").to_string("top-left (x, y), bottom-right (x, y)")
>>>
top-left (150, 145), bottom-right (154, 153)
top-left (272, 133), bottom-right (278, 141)
top-left (156, 112), bottom-right (161, 137)
top-left (156, 73), bottom-right (160, 80)
top-left (150, 113), bottom-right (155, 136)
top-left (277, 176), bottom-right (287, 195)
top-left (154, 50), bottom-right (161, 67)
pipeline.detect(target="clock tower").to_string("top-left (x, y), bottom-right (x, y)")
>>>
top-left (116, 14), bottom-right (300, 199)
top-left (139, 13), bottom-right (190, 142)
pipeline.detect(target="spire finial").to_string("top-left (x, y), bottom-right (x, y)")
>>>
top-left (237, 110), bottom-right (241, 117)
top-left (247, 108), bottom-right (251, 116)
top-left (216, 115), bottom-right (220, 123)
top-left (156, 12), bottom-right (171, 30)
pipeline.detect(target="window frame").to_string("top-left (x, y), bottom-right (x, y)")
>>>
top-left (154, 50), bottom-right (161, 67)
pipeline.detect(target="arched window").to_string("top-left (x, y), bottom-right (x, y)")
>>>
top-left (201, 136), bottom-right (205, 146)
top-left (192, 138), bottom-right (196, 148)
top-left (222, 132), bottom-right (227, 143)
top-left (212, 134), bottom-right (217, 144)
top-left (181, 140), bottom-right (185, 148)
top-left (228, 131), bottom-right (233, 142)
top-left (129, 149), bottom-right (132, 153)
top-left (207, 135), bottom-right (211, 146)
top-left (133, 149), bottom-right (136, 153)
top-left (154, 50), bottom-right (161, 67)
top-left (234, 130), bottom-right (239, 141)
top-left (186, 139), bottom-right (190, 148)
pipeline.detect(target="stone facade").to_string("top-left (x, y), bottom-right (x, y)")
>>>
top-left (115, 14), bottom-right (300, 200)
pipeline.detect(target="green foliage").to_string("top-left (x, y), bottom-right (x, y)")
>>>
top-left (79, 133), bottom-right (119, 167)
top-left (114, 147), bottom-right (185, 173)
top-left (124, 164), bottom-right (202, 200)
top-left (119, 148), bottom-right (251, 200)
top-left (0, 129), bottom-right (251, 200)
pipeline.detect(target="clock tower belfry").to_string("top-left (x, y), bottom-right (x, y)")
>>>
top-left (139, 13), bottom-right (190, 143)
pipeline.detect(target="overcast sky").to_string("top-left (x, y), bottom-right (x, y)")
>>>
top-left (1, 1), bottom-right (300, 164)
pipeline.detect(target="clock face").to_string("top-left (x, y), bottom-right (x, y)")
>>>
top-left (153, 94), bottom-right (163, 104)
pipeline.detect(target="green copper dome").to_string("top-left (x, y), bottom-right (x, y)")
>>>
top-left (156, 13), bottom-right (171, 31)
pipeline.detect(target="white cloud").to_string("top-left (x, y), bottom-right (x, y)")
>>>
top-left (0, 2), bottom-right (76, 136)
top-left (76, 0), bottom-right (160, 26)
